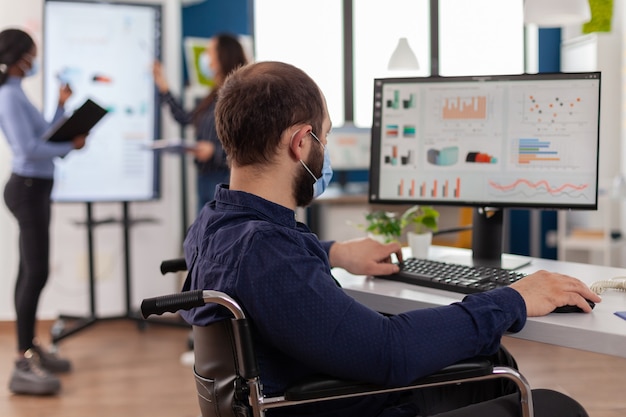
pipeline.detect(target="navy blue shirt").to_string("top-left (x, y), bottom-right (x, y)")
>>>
top-left (181, 185), bottom-right (527, 417)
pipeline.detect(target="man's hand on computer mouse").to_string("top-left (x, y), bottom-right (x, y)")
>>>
top-left (509, 270), bottom-right (602, 316)
top-left (329, 238), bottom-right (403, 276)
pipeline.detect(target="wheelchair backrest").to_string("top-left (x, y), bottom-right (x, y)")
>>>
top-left (193, 320), bottom-right (251, 417)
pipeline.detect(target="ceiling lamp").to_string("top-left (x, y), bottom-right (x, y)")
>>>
top-left (387, 37), bottom-right (419, 71)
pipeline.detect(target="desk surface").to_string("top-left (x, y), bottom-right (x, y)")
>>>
top-left (333, 246), bottom-right (626, 358)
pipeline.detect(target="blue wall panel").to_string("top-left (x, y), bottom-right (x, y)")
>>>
top-left (182, 0), bottom-right (251, 38)
top-left (538, 28), bottom-right (561, 73)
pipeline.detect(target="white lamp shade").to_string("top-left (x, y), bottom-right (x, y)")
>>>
top-left (524, 0), bottom-right (591, 27)
top-left (387, 37), bottom-right (419, 71)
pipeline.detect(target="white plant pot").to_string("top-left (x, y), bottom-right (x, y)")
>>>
top-left (407, 231), bottom-right (432, 259)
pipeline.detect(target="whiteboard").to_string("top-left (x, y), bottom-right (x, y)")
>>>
top-left (43, 1), bottom-right (162, 202)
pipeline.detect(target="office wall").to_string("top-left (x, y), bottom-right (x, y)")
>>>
top-left (597, 3), bottom-right (622, 183)
top-left (554, 3), bottom-right (624, 265)
top-left (0, 0), bottom-right (186, 320)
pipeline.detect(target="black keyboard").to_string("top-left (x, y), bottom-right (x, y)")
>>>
top-left (378, 258), bottom-right (527, 294)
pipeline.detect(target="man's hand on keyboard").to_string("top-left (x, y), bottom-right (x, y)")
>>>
top-left (509, 270), bottom-right (602, 316)
top-left (328, 237), bottom-right (403, 276)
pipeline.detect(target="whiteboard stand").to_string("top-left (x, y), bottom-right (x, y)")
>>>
top-left (50, 202), bottom-right (185, 345)
top-left (50, 202), bottom-right (99, 343)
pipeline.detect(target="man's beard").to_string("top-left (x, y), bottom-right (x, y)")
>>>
top-left (293, 143), bottom-right (324, 208)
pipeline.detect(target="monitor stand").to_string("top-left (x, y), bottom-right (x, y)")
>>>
top-left (437, 207), bottom-right (531, 271)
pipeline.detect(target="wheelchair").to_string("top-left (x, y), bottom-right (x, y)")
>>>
top-left (142, 267), bottom-right (534, 417)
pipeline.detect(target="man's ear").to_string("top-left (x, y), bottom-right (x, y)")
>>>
top-left (288, 125), bottom-right (312, 161)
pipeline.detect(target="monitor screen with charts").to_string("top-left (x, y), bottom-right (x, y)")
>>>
top-left (369, 72), bottom-right (601, 267)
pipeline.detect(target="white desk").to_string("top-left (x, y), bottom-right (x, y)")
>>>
top-left (333, 246), bottom-right (626, 358)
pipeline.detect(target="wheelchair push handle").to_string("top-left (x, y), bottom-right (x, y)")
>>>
top-left (160, 257), bottom-right (187, 275)
top-left (141, 289), bottom-right (204, 318)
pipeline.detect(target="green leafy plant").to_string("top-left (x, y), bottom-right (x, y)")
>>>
top-left (401, 205), bottom-right (439, 234)
top-left (363, 210), bottom-right (403, 243)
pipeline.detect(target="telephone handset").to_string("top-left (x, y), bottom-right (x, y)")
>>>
top-left (590, 277), bottom-right (626, 295)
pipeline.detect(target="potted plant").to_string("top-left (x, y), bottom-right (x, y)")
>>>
top-left (401, 205), bottom-right (439, 258)
top-left (362, 210), bottom-right (403, 244)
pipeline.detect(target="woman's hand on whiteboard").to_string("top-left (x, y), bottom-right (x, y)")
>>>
top-left (58, 83), bottom-right (72, 107)
top-left (72, 134), bottom-right (87, 150)
top-left (152, 60), bottom-right (169, 94)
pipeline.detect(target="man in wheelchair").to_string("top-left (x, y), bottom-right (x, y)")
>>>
top-left (179, 60), bottom-right (597, 417)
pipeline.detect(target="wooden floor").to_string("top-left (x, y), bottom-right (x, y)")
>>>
top-left (0, 319), bottom-right (198, 417)
top-left (1, 319), bottom-right (625, 417)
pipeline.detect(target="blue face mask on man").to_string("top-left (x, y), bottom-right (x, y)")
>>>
top-left (299, 131), bottom-right (333, 198)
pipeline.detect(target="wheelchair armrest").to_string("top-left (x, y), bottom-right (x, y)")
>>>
top-left (415, 358), bottom-right (493, 384)
top-left (284, 358), bottom-right (493, 401)
top-left (160, 257), bottom-right (187, 275)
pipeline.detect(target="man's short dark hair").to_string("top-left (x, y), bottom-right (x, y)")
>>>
top-left (215, 61), bottom-right (326, 167)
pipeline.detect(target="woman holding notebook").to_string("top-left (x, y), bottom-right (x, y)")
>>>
top-left (0, 27), bottom-right (86, 396)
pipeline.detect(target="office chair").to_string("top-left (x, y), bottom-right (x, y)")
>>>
top-left (141, 288), bottom-right (534, 417)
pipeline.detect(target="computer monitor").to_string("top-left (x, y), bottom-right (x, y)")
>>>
top-left (369, 72), bottom-right (601, 268)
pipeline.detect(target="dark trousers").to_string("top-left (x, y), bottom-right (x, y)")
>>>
top-left (4, 173), bottom-right (54, 352)
top-left (276, 346), bottom-right (588, 417)
top-left (398, 346), bottom-right (588, 417)
top-left (428, 389), bottom-right (587, 417)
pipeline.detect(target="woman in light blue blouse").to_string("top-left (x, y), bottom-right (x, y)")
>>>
top-left (0, 28), bottom-right (86, 396)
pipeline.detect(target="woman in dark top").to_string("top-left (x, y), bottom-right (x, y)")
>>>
top-left (153, 33), bottom-right (247, 213)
